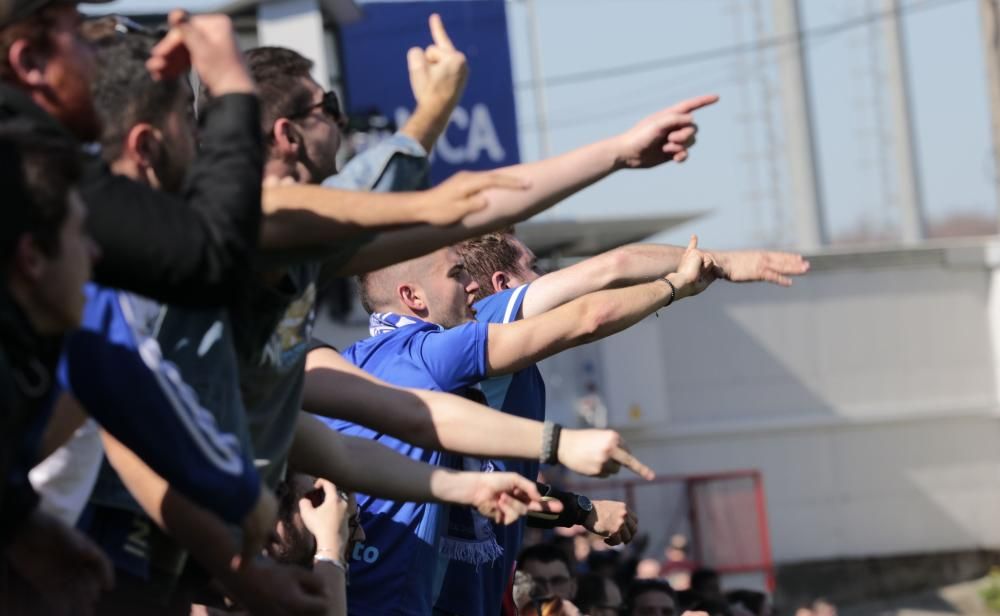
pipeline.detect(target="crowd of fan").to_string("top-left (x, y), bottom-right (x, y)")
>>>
top-left (0, 0), bottom-right (811, 614)
top-left (511, 534), bottom-right (835, 616)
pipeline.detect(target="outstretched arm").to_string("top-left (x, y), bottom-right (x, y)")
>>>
top-left (302, 347), bottom-right (652, 479)
top-left (259, 171), bottom-right (526, 256)
top-left (487, 236), bottom-right (717, 375)
top-left (521, 243), bottom-right (810, 318)
top-left (333, 95), bottom-right (718, 276)
top-left (101, 431), bottom-right (332, 616)
top-left (290, 414), bottom-right (545, 525)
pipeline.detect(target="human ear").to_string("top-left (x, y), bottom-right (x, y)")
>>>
top-left (12, 234), bottom-right (47, 283)
top-left (125, 124), bottom-right (160, 168)
top-left (491, 271), bottom-right (509, 292)
top-left (399, 284), bottom-right (426, 313)
top-left (272, 118), bottom-right (300, 161)
top-left (7, 39), bottom-right (49, 88)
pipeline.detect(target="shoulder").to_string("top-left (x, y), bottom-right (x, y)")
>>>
top-left (474, 284), bottom-right (530, 324)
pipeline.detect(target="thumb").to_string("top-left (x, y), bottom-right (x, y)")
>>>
top-left (167, 9), bottom-right (191, 28)
top-left (687, 234), bottom-right (698, 251)
top-left (515, 477), bottom-right (542, 503)
top-left (298, 496), bottom-right (317, 517)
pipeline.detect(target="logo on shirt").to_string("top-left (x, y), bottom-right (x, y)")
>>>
top-left (350, 542), bottom-right (381, 564)
top-left (260, 283), bottom-right (317, 369)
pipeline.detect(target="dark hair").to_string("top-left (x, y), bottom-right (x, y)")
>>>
top-left (85, 22), bottom-right (184, 164)
top-left (727, 589), bottom-right (767, 616)
top-left (689, 597), bottom-right (734, 616)
top-left (245, 46), bottom-right (317, 140)
top-left (691, 567), bottom-right (721, 593)
top-left (268, 474), bottom-right (317, 567)
top-left (517, 542), bottom-right (574, 575)
top-left (626, 579), bottom-right (677, 615)
top-left (575, 573), bottom-right (620, 614)
top-left (0, 10), bottom-right (54, 83)
top-left (0, 126), bottom-right (80, 266)
top-left (456, 228), bottom-right (521, 302)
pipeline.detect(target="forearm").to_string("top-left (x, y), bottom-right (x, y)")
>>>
top-left (312, 561), bottom-right (347, 616)
top-left (602, 244), bottom-right (687, 286)
top-left (400, 104), bottom-right (450, 153)
top-left (302, 352), bottom-right (542, 459)
top-left (259, 186), bottom-right (421, 253)
top-left (522, 243), bottom-right (686, 318)
top-left (335, 137), bottom-right (623, 276)
top-left (290, 413), bottom-right (468, 504)
top-left (470, 136), bottom-right (622, 228)
top-left (571, 278), bottom-right (676, 346)
top-left (100, 431), bottom-right (241, 576)
top-left (490, 277), bottom-right (676, 374)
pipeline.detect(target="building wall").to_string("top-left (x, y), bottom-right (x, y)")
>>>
top-left (540, 241), bottom-right (1000, 565)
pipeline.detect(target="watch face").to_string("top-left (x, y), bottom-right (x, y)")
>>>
top-left (577, 495), bottom-right (594, 512)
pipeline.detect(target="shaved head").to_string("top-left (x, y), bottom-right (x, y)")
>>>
top-left (358, 252), bottom-right (434, 313)
top-left (358, 247), bottom-right (481, 329)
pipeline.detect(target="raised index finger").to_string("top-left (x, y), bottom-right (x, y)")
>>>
top-left (670, 94), bottom-right (720, 114)
top-left (611, 446), bottom-right (655, 480)
top-left (429, 13), bottom-right (455, 50)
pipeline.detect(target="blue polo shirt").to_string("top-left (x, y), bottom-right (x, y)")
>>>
top-left (435, 284), bottom-right (547, 616)
top-left (317, 316), bottom-right (490, 616)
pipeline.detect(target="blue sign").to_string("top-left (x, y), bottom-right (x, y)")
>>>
top-left (340, 0), bottom-right (521, 184)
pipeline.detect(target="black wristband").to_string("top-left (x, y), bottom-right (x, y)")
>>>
top-left (661, 277), bottom-right (677, 308)
top-left (541, 421), bottom-right (563, 465)
top-left (526, 483), bottom-right (581, 529)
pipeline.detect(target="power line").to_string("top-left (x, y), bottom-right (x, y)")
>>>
top-left (515, 0), bottom-right (970, 89)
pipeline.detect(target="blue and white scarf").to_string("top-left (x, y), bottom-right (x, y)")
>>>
top-left (367, 312), bottom-right (504, 567)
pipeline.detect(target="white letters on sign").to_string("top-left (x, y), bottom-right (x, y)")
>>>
top-left (395, 103), bottom-right (506, 165)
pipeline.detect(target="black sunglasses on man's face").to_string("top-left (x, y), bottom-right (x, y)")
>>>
top-left (287, 90), bottom-right (346, 128)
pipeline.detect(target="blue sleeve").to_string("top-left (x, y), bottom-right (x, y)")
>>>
top-left (322, 133), bottom-right (429, 193)
top-left (473, 284), bottom-right (531, 325)
top-left (59, 286), bottom-right (259, 524)
top-left (411, 321), bottom-right (490, 391)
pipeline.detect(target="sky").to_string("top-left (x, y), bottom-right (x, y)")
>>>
top-left (86, 0), bottom-right (995, 251)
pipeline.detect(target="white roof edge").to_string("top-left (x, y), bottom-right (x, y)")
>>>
top-left (220, 0), bottom-right (362, 24)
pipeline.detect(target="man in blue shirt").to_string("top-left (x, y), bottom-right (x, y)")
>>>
top-left (326, 234), bottom-right (724, 615)
top-left (438, 230), bottom-right (811, 615)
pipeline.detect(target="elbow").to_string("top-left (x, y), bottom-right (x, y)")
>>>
top-left (406, 400), bottom-right (445, 450)
top-left (577, 303), bottom-right (613, 343)
top-left (597, 248), bottom-right (632, 288)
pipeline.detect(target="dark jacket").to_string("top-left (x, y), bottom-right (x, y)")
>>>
top-left (0, 287), bottom-right (61, 547)
top-left (0, 83), bottom-right (264, 307)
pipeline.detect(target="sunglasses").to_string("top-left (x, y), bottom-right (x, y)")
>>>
top-left (287, 90), bottom-right (346, 128)
top-left (113, 15), bottom-right (160, 36)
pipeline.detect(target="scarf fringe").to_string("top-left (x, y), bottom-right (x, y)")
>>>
top-left (439, 535), bottom-right (504, 568)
